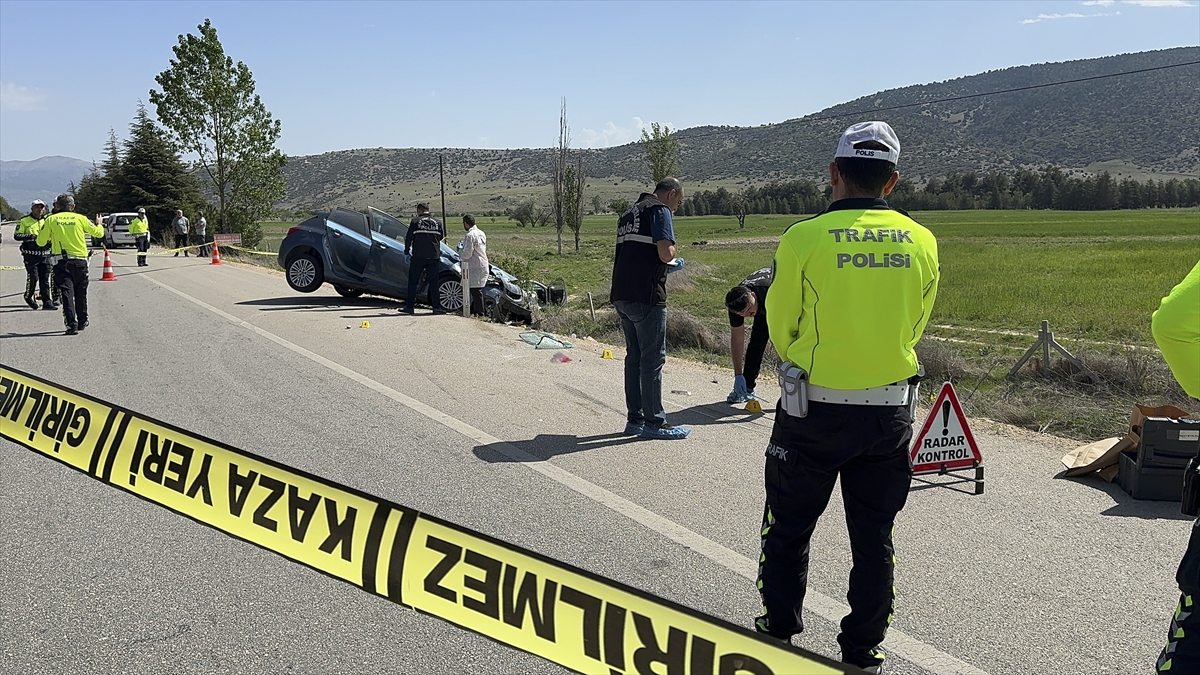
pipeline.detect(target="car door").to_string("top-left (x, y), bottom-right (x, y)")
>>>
top-left (366, 207), bottom-right (413, 296)
top-left (324, 208), bottom-right (371, 280)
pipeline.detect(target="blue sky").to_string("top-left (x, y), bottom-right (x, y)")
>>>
top-left (1, 0), bottom-right (1197, 162)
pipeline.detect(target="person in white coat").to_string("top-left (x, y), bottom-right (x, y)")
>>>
top-left (460, 214), bottom-right (489, 315)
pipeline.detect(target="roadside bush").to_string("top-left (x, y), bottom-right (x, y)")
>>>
top-left (667, 308), bottom-right (721, 351)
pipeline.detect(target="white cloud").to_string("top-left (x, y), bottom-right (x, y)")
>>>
top-left (580, 116), bottom-right (655, 148)
top-left (1121, 0), bottom-right (1195, 6)
top-left (1021, 11), bottom-right (1112, 23)
top-left (0, 82), bottom-right (47, 111)
top-left (1081, 0), bottom-right (1115, 6)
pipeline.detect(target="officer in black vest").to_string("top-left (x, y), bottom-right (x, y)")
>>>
top-left (610, 177), bottom-right (691, 440)
top-left (403, 203), bottom-right (446, 314)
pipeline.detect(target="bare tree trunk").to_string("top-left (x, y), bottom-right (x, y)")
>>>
top-left (552, 98), bottom-right (569, 256)
top-left (573, 155), bottom-right (585, 252)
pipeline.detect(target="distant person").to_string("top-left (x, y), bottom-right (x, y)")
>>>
top-left (15, 199), bottom-right (58, 310)
top-left (757, 121), bottom-right (938, 674)
top-left (402, 203), bottom-right (446, 314)
top-left (724, 267), bottom-right (773, 403)
top-left (130, 207), bottom-right (150, 266)
top-left (172, 209), bottom-right (190, 257)
top-left (1154, 260), bottom-right (1200, 674)
top-left (610, 177), bottom-right (690, 440)
top-left (459, 214), bottom-right (489, 316)
top-left (36, 194), bottom-right (105, 335)
top-left (195, 211), bottom-right (208, 257)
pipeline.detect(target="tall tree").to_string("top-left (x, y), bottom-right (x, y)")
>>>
top-left (0, 195), bottom-right (22, 221)
top-left (150, 19), bottom-right (286, 246)
top-left (72, 130), bottom-right (125, 219)
top-left (564, 157), bottom-right (586, 252)
top-left (640, 122), bottom-right (679, 183)
top-left (123, 102), bottom-right (204, 240)
top-left (550, 98), bottom-right (570, 255)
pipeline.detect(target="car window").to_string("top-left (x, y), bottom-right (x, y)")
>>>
top-left (368, 207), bottom-right (407, 241)
top-left (328, 208), bottom-right (369, 238)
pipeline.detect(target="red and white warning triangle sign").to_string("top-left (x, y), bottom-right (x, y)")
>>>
top-left (911, 382), bottom-right (982, 474)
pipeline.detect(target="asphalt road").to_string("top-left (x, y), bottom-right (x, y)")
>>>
top-left (0, 230), bottom-right (1186, 675)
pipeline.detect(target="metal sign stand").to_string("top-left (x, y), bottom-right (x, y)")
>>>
top-left (1008, 320), bottom-right (1098, 382)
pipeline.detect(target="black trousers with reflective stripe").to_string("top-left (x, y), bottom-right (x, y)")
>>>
top-left (757, 401), bottom-right (912, 666)
top-left (23, 256), bottom-right (55, 305)
top-left (1159, 519), bottom-right (1200, 672)
top-left (54, 259), bottom-right (90, 329)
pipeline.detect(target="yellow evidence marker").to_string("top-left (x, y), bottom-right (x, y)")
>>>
top-left (602, 349), bottom-right (613, 359)
top-left (360, 320), bottom-right (371, 329)
top-left (745, 399), bottom-right (763, 413)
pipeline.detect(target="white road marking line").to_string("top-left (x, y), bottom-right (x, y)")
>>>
top-left (145, 275), bottom-right (989, 675)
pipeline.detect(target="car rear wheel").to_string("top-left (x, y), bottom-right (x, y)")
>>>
top-left (437, 274), bottom-right (465, 313)
top-left (333, 285), bottom-right (363, 298)
top-left (286, 253), bottom-right (323, 293)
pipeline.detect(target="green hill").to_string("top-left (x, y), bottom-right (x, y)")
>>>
top-left (278, 47), bottom-right (1199, 214)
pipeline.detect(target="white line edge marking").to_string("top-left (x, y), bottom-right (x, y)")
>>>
top-left (144, 275), bottom-right (989, 675)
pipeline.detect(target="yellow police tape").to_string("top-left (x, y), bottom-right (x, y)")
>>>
top-left (0, 364), bottom-right (853, 675)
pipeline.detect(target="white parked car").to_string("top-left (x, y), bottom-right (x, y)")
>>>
top-left (100, 212), bottom-right (139, 248)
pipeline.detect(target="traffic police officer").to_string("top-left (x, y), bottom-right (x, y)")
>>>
top-left (725, 267), bottom-right (772, 403)
top-left (1154, 260), bottom-right (1200, 673)
top-left (130, 207), bottom-right (150, 266)
top-left (756, 121), bottom-right (939, 674)
top-left (36, 194), bottom-right (105, 335)
top-left (15, 199), bottom-right (58, 310)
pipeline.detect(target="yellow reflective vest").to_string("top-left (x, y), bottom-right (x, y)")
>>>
top-left (128, 216), bottom-right (149, 236)
top-left (36, 212), bottom-right (105, 258)
top-left (15, 215), bottom-right (44, 239)
top-left (766, 199), bottom-right (939, 389)
top-left (1152, 260), bottom-right (1200, 399)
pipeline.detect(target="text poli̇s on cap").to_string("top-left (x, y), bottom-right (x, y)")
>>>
top-left (834, 121), bottom-right (900, 164)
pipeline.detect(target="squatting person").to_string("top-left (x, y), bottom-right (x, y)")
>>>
top-left (756, 121), bottom-right (939, 674)
top-left (724, 267), bottom-right (772, 403)
top-left (1154, 260), bottom-right (1200, 673)
top-left (610, 177), bottom-right (691, 440)
top-left (15, 199), bottom-right (59, 310)
top-left (36, 194), bottom-right (105, 335)
top-left (403, 203), bottom-right (446, 314)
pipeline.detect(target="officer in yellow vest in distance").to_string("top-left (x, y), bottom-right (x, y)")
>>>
top-left (14, 199), bottom-right (59, 310)
top-left (129, 207), bottom-right (150, 266)
top-left (756, 121), bottom-right (938, 674)
top-left (36, 194), bottom-right (106, 335)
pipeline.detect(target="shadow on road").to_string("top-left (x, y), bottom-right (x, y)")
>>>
top-left (0, 330), bottom-right (68, 339)
top-left (474, 432), bottom-right (642, 462)
top-left (1056, 471), bottom-right (1192, 520)
top-left (237, 296), bottom-right (398, 313)
top-left (667, 401), bottom-right (772, 429)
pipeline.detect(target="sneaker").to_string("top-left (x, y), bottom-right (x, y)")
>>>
top-left (622, 422), bottom-right (644, 436)
top-left (65, 327), bottom-right (78, 336)
top-left (400, 307), bottom-right (415, 315)
top-left (43, 303), bottom-right (58, 310)
top-left (78, 320), bottom-right (89, 331)
top-left (25, 296), bottom-right (38, 310)
top-left (640, 425), bottom-right (691, 440)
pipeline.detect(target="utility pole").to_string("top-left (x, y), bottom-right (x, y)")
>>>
top-left (439, 154), bottom-right (447, 225)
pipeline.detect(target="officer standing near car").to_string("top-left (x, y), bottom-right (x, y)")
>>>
top-left (724, 267), bottom-right (772, 403)
top-left (756, 122), bottom-right (939, 674)
top-left (15, 199), bottom-right (58, 310)
top-left (36, 194), bottom-right (105, 335)
top-left (402, 203), bottom-right (445, 314)
top-left (130, 207), bottom-right (150, 266)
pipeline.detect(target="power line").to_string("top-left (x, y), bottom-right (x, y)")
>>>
top-left (677, 60), bottom-right (1200, 142)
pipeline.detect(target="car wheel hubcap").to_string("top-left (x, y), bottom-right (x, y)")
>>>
top-left (290, 259), bottom-right (316, 287)
top-left (440, 280), bottom-right (464, 310)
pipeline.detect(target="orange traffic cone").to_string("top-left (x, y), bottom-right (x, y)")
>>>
top-left (210, 240), bottom-right (222, 265)
top-left (100, 249), bottom-right (117, 281)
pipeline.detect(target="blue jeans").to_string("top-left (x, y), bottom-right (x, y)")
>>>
top-left (614, 301), bottom-right (668, 429)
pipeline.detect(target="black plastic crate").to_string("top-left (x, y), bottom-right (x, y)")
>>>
top-left (1119, 451), bottom-right (1185, 501)
top-left (1139, 417), bottom-right (1200, 469)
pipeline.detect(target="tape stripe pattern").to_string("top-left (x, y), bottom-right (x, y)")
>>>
top-left (0, 364), bottom-right (851, 675)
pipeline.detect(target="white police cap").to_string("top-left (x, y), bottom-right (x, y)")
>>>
top-left (834, 121), bottom-right (900, 164)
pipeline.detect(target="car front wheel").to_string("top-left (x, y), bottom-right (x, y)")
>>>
top-left (286, 253), bottom-right (323, 293)
top-left (333, 285), bottom-right (363, 298)
top-left (437, 274), bottom-right (465, 313)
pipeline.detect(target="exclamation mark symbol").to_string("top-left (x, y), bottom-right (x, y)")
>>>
top-left (941, 400), bottom-right (951, 436)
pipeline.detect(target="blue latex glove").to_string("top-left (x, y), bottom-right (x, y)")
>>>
top-left (667, 257), bottom-right (685, 274)
top-left (727, 374), bottom-right (750, 403)
top-left (456, 240), bottom-right (465, 253)
top-left (404, 252), bottom-right (412, 265)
